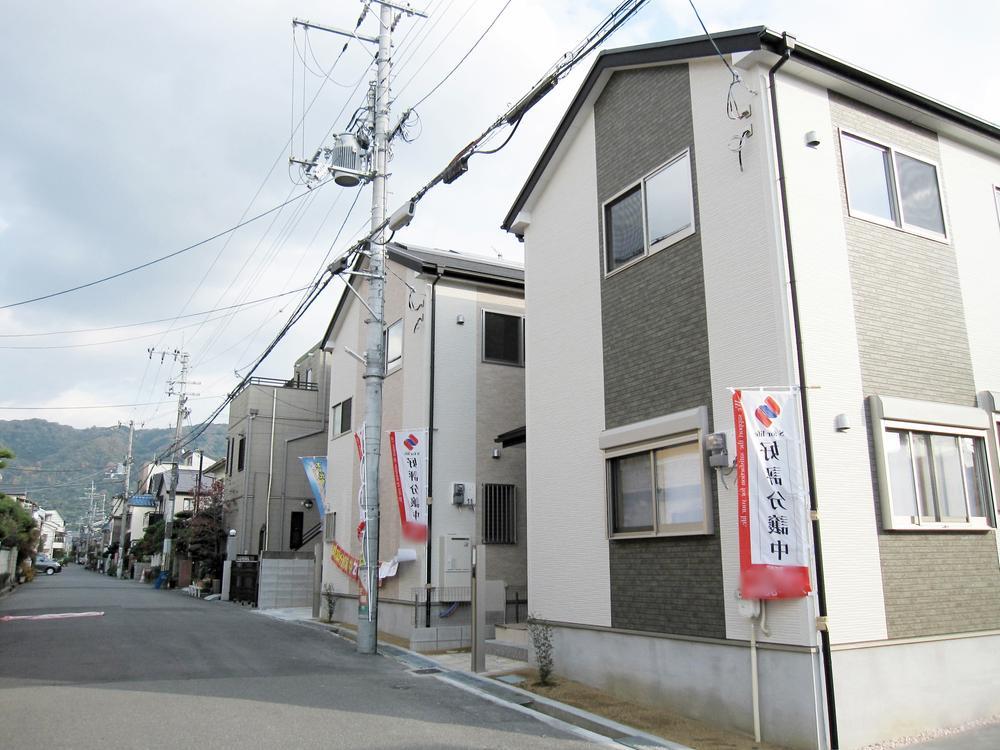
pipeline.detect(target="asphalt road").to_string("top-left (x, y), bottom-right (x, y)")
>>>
top-left (0, 566), bottom-right (602, 749)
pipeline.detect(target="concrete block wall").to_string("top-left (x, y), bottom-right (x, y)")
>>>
top-left (258, 553), bottom-right (314, 609)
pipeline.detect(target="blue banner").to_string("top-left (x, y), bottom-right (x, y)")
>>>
top-left (300, 457), bottom-right (327, 516)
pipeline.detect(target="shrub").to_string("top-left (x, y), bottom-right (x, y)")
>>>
top-left (527, 615), bottom-right (555, 686)
top-left (322, 584), bottom-right (338, 623)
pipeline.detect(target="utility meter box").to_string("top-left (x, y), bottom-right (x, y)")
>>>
top-left (451, 482), bottom-right (475, 506)
top-left (439, 534), bottom-right (471, 589)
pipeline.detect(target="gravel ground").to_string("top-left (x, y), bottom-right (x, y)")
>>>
top-left (858, 714), bottom-right (1000, 749)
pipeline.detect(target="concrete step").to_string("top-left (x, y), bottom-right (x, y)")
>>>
top-left (493, 622), bottom-right (530, 646)
top-left (485, 638), bottom-right (529, 661)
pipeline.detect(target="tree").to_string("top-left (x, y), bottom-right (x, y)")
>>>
top-left (177, 479), bottom-right (226, 579)
top-left (0, 446), bottom-right (39, 563)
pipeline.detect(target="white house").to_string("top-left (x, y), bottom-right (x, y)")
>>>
top-left (503, 27), bottom-right (1000, 750)
top-left (322, 242), bottom-right (527, 651)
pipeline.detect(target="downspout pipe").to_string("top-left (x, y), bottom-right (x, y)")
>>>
top-left (425, 271), bottom-right (443, 628)
top-left (767, 34), bottom-right (839, 749)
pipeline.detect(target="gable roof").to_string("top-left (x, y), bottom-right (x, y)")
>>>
top-left (320, 242), bottom-right (524, 348)
top-left (502, 27), bottom-right (1000, 234)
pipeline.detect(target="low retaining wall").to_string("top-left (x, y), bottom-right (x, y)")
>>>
top-left (258, 551), bottom-right (314, 609)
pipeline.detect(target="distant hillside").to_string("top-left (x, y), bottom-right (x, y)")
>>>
top-left (0, 419), bottom-right (228, 527)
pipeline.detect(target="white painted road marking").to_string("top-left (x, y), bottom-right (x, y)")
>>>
top-left (1, 611), bottom-right (104, 622)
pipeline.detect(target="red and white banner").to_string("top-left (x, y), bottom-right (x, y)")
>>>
top-left (389, 428), bottom-right (428, 541)
top-left (732, 389), bottom-right (811, 600)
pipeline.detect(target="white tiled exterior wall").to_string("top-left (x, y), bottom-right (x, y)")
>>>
top-left (522, 109), bottom-right (612, 626)
top-left (941, 137), bottom-right (1000, 392)
top-left (773, 70), bottom-right (889, 646)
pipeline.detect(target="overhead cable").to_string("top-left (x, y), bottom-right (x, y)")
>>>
top-left (0, 184), bottom-right (332, 311)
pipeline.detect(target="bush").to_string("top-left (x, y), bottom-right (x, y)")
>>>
top-left (322, 584), bottom-right (338, 623)
top-left (527, 615), bottom-right (555, 686)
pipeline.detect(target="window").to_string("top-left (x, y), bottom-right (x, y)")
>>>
top-left (237, 436), bottom-right (245, 472)
top-left (482, 484), bottom-right (517, 544)
top-left (331, 397), bottom-right (352, 437)
top-left (305, 368), bottom-right (313, 385)
top-left (609, 440), bottom-right (706, 536)
top-left (871, 395), bottom-right (995, 530)
top-left (841, 132), bottom-right (946, 237)
top-left (994, 186), bottom-right (1000, 228)
top-left (601, 406), bottom-right (712, 538)
top-left (604, 149), bottom-right (695, 273)
top-left (226, 438), bottom-right (232, 477)
top-left (483, 311), bottom-right (524, 366)
top-left (384, 319), bottom-right (402, 374)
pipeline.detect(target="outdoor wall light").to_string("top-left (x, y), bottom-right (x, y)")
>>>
top-left (228, 529), bottom-right (237, 537)
top-left (302, 499), bottom-right (314, 510)
top-left (805, 130), bottom-right (821, 148)
top-left (491, 447), bottom-right (501, 460)
top-left (456, 314), bottom-right (465, 325)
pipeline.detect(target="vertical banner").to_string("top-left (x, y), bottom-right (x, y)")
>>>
top-left (354, 423), bottom-right (371, 620)
top-left (299, 457), bottom-right (327, 516)
top-left (732, 389), bottom-right (811, 599)
top-left (388, 428), bottom-right (429, 541)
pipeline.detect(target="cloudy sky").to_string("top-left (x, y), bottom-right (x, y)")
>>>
top-left (1, 0), bottom-right (997, 433)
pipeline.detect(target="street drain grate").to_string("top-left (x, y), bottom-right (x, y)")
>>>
top-left (411, 667), bottom-right (442, 675)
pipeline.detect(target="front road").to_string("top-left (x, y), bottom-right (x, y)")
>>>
top-left (0, 566), bottom-right (600, 749)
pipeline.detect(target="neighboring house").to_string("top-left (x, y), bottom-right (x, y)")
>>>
top-left (125, 494), bottom-right (158, 548)
top-left (148, 455), bottom-right (216, 519)
top-left (223, 348), bottom-right (329, 556)
top-left (34, 508), bottom-right (65, 557)
top-left (502, 27), bottom-right (1000, 750)
top-left (322, 242), bottom-right (527, 650)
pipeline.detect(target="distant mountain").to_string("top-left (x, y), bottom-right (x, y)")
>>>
top-left (0, 419), bottom-right (228, 527)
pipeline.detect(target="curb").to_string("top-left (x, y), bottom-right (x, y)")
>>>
top-left (300, 619), bottom-right (691, 750)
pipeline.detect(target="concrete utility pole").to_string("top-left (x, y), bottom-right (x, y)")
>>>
top-left (292, 0), bottom-right (426, 654)
top-left (117, 420), bottom-right (135, 578)
top-left (156, 349), bottom-right (192, 581)
top-left (356, 0), bottom-right (394, 656)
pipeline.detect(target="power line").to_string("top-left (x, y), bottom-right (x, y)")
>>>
top-left (403, 0), bottom-right (513, 110)
top-left (0, 185), bottom-right (333, 311)
top-left (0, 308), bottom-right (302, 350)
top-left (0, 286), bottom-right (311, 339)
top-left (0, 395), bottom-right (223, 411)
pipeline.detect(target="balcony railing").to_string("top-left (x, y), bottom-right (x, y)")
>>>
top-left (232, 376), bottom-right (319, 397)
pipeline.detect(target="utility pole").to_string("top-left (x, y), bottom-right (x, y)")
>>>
top-left (151, 348), bottom-right (193, 583)
top-left (117, 420), bottom-right (135, 578)
top-left (356, 0), bottom-right (394, 657)
top-left (85, 481), bottom-right (97, 563)
top-left (291, 0), bottom-right (425, 655)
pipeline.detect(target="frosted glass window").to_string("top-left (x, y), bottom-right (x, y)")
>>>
top-left (645, 154), bottom-right (693, 248)
top-left (654, 442), bottom-right (704, 525)
top-left (895, 153), bottom-right (945, 234)
top-left (885, 430), bottom-right (918, 517)
top-left (883, 428), bottom-right (993, 526)
top-left (931, 435), bottom-right (967, 520)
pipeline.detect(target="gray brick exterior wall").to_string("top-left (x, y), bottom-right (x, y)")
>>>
top-left (831, 93), bottom-right (1000, 639)
top-left (595, 64), bottom-right (724, 638)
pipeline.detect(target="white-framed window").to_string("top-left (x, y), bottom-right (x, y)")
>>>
top-left (603, 149), bottom-right (695, 274)
top-left (600, 406), bottom-right (712, 538)
top-left (839, 131), bottom-right (947, 239)
top-left (384, 319), bottom-right (402, 374)
top-left (870, 395), bottom-right (995, 530)
top-left (330, 397), bottom-right (352, 438)
top-left (482, 310), bottom-right (524, 366)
